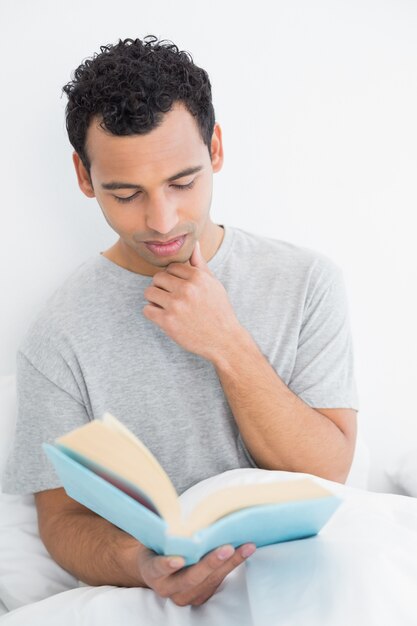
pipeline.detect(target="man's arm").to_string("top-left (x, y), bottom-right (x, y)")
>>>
top-left (35, 488), bottom-right (144, 586)
top-left (142, 244), bottom-right (357, 483)
top-left (211, 326), bottom-right (357, 483)
top-left (35, 487), bottom-right (256, 606)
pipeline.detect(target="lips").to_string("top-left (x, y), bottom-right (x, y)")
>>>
top-left (145, 235), bottom-right (186, 244)
top-left (145, 235), bottom-right (187, 257)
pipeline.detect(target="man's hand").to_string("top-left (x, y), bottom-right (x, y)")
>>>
top-left (143, 241), bottom-right (243, 361)
top-left (136, 542), bottom-right (256, 607)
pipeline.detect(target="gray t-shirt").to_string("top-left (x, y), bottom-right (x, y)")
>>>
top-left (3, 225), bottom-right (359, 496)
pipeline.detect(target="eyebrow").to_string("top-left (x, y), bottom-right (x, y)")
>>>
top-left (101, 165), bottom-right (204, 190)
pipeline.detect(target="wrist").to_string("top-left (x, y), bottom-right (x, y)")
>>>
top-left (117, 540), bottom-right (149, 588)
top-left (209, 325), bottom-right (256, 371)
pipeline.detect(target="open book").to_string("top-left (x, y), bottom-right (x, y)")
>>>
top-left (43, 412), bottom-right (341, 565)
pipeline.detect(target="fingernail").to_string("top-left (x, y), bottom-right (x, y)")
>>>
top-left (217, 546), bottom-right (235, 560)
top-left (241, 544), bottom-right (256, 558)
top-left (169, 557), bottom-right (184, 569)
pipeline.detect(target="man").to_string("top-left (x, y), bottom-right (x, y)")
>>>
top-left (3, 35), bottom-right (359, 607)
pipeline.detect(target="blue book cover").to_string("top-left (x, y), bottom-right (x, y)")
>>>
top-left (42, 442), bottom-right (341, 567)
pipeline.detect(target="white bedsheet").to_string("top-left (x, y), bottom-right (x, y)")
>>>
top-left (0, 601), bottom-right (8, 619)
top-left (1, 470), bottom-right (417, 626)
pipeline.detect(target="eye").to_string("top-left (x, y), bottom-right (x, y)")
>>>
top-left (171, 180), bottom-right (196, 191)
top-left (114, 180), bottom-right (196, 204)
top-left (114, 192), bottom-right (141, 204)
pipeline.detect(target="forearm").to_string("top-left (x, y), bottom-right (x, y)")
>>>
top-left (211, 327), bottom-right (351, 482)
top-left (41, 509), bottom-right (147, 587)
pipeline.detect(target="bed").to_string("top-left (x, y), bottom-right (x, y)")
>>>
top-left (1, 374), bottom-right (417, 625)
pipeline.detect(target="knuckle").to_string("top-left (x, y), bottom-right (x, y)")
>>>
top-left (183, 567), bottom-right (203, 588)
top-left (204, 554), bottom-right (224, 572)
top-left (206, 568), bottom-right (228, 588)
top-left (169, 298), bottom-right (181, 313)
top-left (232, 548), bottom-right (246, 562)
top-left (229, 552), bottom-right (246, 568)
top-left (202, 566), bottom-right (228, 589)
top-left (164, 312), bottom-right (176, 330)
top-left (183, 282), bottom-right (196, 298)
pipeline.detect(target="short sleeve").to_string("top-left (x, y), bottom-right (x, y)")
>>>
top-left (2, 351), bottom-right (90, 495)
top-left (288, 257), bottom-right (359, 410)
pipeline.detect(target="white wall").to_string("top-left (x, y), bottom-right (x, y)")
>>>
top-left (1, 0), bottom-right (416, 493)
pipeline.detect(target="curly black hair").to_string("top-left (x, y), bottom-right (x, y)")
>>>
top-left (62, 35), bottom-right (216, 177)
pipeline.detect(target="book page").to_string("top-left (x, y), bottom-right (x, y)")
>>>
top-left (56, 414), bottom-right (182, 528)
top-left (179, 467), bottom-right (313, 518)
top-left (101, 412), bottom-right (167, 480)
top-left (179, 469), bottom-right (333, 536)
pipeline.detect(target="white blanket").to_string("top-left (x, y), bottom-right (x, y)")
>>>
top-left (1, 470), bottom-right (417, 625)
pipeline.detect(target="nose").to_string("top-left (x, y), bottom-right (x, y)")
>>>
top-left (144, 191), bottom-right (180, 234)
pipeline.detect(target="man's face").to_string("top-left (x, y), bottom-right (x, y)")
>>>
top-left (73, 102), bottom-right (223, 275)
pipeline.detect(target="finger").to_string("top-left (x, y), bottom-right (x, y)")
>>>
top-left (143, 285), bottom-right (170, 309)
top-left (169, 543), bottom-right (256, 605)
top-left (144, 544), bottom-right (233, 591)
top-left (143, 303), bottom-right (164, 320)
top-left (201, 542), bottom-right (256, 585)
top-left (142, 542), bottom-right (257, 590)
top-left (152, 271), bottom-right (181, 292)
top-left (165, 543), bottom-right (255, 596)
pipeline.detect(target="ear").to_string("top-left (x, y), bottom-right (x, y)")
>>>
top-left (210, 123), bottom-right (224, 174)
top-left (72, 151), bottom-right (95, 198)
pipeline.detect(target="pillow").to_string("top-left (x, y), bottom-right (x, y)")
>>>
top-left (0, 375), bottom-right (17, 492)
top-left (0, 374), bottom-right (79, 611)
top-left (0, 493), bottom-right (80, 611)
top-left (385, 449), bottom-right (417, 497)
